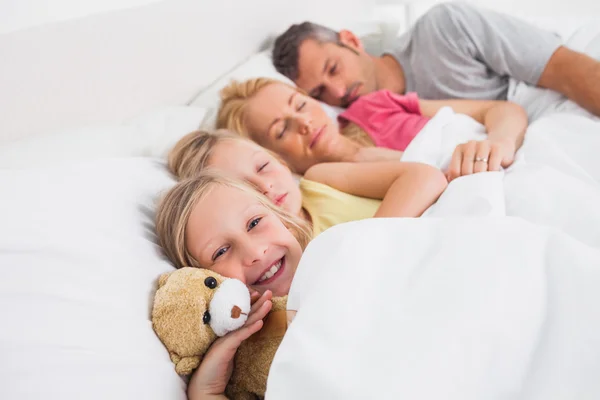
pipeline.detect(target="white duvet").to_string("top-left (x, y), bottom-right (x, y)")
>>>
top-left (269, 217), bottom-right (600, 400)
top-left (405, 107), bottom-right (600, 250)
top-left (267, 86), bottom-right (600, 398)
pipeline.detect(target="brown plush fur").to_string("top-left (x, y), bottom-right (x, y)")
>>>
top-left (152, 268), bottom-right (222, 374)
top-left (227, 297), bottom-right (288, 399)
top-left (152, 267), bottom-right (288, 399)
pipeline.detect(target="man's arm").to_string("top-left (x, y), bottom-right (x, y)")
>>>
top-left (538, 46), bottom-right (600, 117)
top-left (429, 3), bottom-right (600, 117)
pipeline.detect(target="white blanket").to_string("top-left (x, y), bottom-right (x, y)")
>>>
top-left (402, 107), bottom-right (600, 249)
top-left (268, 218), bottom-right (600, 399)
top-left (267, 105), bottom-right (600, 400)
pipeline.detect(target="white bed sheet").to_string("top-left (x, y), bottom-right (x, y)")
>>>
top-left (0, 158), bottom-right (182, 400)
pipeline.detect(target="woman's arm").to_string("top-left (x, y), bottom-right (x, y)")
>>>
top-left (304, 161), bottom-right (447, 218)
top-left (419, 99), bottom-right (528, 151)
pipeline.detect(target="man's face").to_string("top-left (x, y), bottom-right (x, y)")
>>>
top-left (294, 30), bottom-right (377, 108)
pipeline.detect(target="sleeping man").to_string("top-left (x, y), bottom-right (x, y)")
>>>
top-left (272, 2), bottom-right (600, 118)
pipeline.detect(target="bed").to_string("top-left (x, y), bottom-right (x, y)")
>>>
top-left (1, 0), bottom-right (600, 399)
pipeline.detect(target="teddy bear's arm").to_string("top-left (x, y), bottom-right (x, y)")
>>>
top-left (174, 354), bottom-right (201, 376)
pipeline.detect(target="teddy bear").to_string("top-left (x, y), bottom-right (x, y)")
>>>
top-left (151, 267), bottom-right (290, 400)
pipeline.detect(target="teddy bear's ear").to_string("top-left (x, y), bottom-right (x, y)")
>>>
top-left (174, 355), bottom-right (202, 375)
top-left (157, 272), bottom-right (172, 288)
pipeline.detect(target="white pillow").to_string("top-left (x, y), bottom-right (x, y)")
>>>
top-left (507, 19), bottom-right (600, 123)
top-left (565, 18), bottom-right (600, 55)
top-left (192, 50), bottom-right (344, 130)
top-left (191, 49), bottom-right (294, 110)
top-left (513, 15), bottom-right (600, 43)
top-left (189, 21), bottom-right (386, 130)
top-left (0, 157), bottom-right (182, 400)
top-left (0, 106), bottom-right (206, 169)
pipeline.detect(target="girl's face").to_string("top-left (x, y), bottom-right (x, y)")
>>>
top-left (185, 184), bottom-right (302, 297)
top-left (209, 139), bottom-right (303, 217)
top-left (242, 82), bottom-right (343, 174)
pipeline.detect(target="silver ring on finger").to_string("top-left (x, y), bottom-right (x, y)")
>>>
top-left (474, 157), bottom-right (488, 163)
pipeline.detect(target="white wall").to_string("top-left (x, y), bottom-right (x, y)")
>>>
top-left (406, 0), bottom-right (600, 38)
top-left (0, 0), bottom-right (377, 143)
top-left (0, 0), bottom-right (163, 34)
top-left (1, 0), bottom-right (598, 143)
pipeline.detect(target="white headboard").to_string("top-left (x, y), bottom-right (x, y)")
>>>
top-left (0, 0), bottom-right (376, 143)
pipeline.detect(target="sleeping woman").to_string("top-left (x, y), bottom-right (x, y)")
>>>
top-left (215, 78), bottom-right (528, 182)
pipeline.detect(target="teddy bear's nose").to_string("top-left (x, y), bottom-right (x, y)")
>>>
top-left (231, 305), bottom-right (242, 319)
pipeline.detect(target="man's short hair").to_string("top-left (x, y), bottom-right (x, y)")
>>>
top-left (272, 22), bottom-right (339, 82)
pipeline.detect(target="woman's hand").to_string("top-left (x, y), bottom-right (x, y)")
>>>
top-left (446, 139), bottom-right (516, 182)
top-left (187, 290), bottom-right (273, 400)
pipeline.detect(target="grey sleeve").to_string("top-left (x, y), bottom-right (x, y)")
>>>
top-left (417, 2), bottom-right (562, 85)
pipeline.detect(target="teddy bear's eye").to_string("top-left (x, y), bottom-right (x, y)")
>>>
top-left (203, 311), bottom-right (211, 325)
top-left (204, 277), bottom-right (217, 289)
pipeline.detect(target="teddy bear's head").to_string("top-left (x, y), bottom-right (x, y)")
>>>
top-left (152, 267), bottom-right (251, 375)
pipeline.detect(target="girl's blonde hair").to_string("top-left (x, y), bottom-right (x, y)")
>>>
top-left (168, 129), bottom-right (289, 180)
top-left (168, 128), bottom-right (239, 179)
top-left (155, 168), bottom-right (312, 270)
top-left (216, 77), bottom-right (375, 147)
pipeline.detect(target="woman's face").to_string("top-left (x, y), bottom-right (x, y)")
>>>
top-left (185, 184), bottom-right (302, 297)
top-left (209, 139), bottom-right (303, 217)
top-left (243, 82), bottom-right (342, 174)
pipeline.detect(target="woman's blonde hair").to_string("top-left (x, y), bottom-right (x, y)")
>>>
top-left (216, 77), bottom-right (374, 146)
top-left (168, 129), bottom-right (289, 180)
top-left (155, 168), bottom-right (312, 270)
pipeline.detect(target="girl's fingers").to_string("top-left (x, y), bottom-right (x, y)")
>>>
top-left (211, 292), bottom-right (271, 355)
top-left (205, 319), bottom-right (265, 368)
top-left (250, 290), bottom-right (261, 304)
top-left (223, 319), bottom-right (265, 350)
top-left (250, 290), bottom-right (272, 314)
top-left (246, 299), bottom-right (272, 326)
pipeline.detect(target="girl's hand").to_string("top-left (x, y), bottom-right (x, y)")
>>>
top-left (187, 290), bottom-right (273, 400)
top-left (446, 139), bottom-right (516, 182)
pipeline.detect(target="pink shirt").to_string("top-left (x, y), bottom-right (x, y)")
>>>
top-left (338, 90), bottom-right (430, 151)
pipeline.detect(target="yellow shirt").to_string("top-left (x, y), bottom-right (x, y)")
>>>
top-left (300, 178), bottom-right (381, 237)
